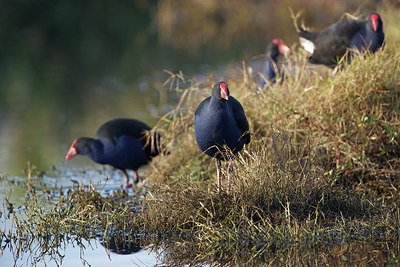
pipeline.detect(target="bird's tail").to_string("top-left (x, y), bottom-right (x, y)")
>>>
top-left (297, 27), bottom-right (313, 39)
top-left (297, 27), bottom-right (317, 54)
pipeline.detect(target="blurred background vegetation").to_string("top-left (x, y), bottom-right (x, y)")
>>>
top-left (0, 0), bottom-right (387, 174)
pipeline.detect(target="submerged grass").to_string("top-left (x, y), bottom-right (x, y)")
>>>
top-left (2, 2), bottom-right (400, 266)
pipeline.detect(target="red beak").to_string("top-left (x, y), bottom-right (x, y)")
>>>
top-left (219, 82), bottom-right (229, 100)
top-left (66, 139), bottom-right (78, 160)
top-left (273, 39), bottom-right (291, 55)
top-left (371, 14), bottom-right (379, 32)
top-left (279, 43), bottom-right (291, 55)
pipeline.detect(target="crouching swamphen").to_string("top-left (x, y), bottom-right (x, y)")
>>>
top-left (66, 118), bottom-right (160, 187)
top-left (259, 39), bottom-right (291, 88)
top-left (194, 82), bottom-right (250, 194)
top-left (298, 13), bottom-right (385, 69)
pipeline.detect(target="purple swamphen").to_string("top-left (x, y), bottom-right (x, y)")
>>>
top-left (298, 13), bottom-right (384, 68)
top-left (66, 118), bottom-right (159, 187)
top-left (259, 39), bottom-right (291, 88)
top-left (194, 82), bottom-right (250, 194)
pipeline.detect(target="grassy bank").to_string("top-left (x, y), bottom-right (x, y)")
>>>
top-left (2, 2), bottom-right (400, 266)
top-left (141, 43), bottom-right (400, 264)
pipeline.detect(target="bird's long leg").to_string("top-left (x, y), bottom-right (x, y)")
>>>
top-left (216, 159), bottom-right (222, 193)
top-left (133, 170), bottom-right (140, 183)
top-left (121, 169), bottom-right (132, 188)
top-left (227, 159), bottom-right (233, 195)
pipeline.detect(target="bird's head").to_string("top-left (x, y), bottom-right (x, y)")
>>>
top-left (212, 81), bottom-right (230, 101)
top-left (65, 138), bottom-right (93, 160)
top-left (370, 13), bottom-right (382, 32)
top-left (272, 39), bottom-right (291, 56)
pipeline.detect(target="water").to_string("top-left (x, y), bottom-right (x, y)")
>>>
top-left (0, 168), bottom-right (163, 266)
top-left (0, 239), bottom-right (161, 267)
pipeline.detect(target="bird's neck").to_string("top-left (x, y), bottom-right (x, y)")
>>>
top-left (268, 54), bottom-right (279, 63)
top-left (86, 139), bottom-right (106, 164)
top-left (263, 58), bottom-right (278, 80)
top-left (210, 97), bottom-right (227, 107)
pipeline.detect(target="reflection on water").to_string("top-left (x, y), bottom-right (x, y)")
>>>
top-left (153, 236), bottom-right (400, 265)
top-left (99, 235), bottom-right (142, 255)
top-left (0, 238), bottom-right (160, 266)
top-left (0, 169), bottom-right (157, 266)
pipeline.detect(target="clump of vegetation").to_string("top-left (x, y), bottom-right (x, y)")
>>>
top-left (142, 2), bottom-right (400, 263)
top-left (0, 179), bottom-right (145, 265)
top-left (141, 58), bottom-right (399, 264)
top-left (151, 43), bottom-right (400, 195)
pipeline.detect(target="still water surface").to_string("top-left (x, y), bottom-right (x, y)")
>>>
top-left (0, 167), bottom-right (158, 266)
top-left (1, 239), bottom-right (161, 266)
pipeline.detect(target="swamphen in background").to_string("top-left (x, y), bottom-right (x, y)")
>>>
top-left (259, 39), bottom-right (291, 88)
top-left (66, 118), bottom-right (160, 187)
top-left (298, 13), bottom-right (384, 69)
top-left (195, 82), bottom-right (250, 194)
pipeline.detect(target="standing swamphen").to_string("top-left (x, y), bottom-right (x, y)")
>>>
top-left (66, 118), bottom-right (159, 187)
top-left (259, 39), bottom-right (291, 88)
top-left (194, 82), bottom-right (250, 194)
top-left (298, 13), bottom-right (385, 68)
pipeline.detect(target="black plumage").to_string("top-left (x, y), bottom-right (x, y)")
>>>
top-left (194, 82), bottom-right (250, 194)
top-left (66, 118), bottom-right (160, 186)
top-left (298, 13), bottom-right (385, 67)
